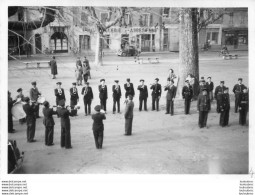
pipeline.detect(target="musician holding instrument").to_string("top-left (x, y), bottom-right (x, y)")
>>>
top-left (81, 82), bottom-right (93, 116)
top-left (124, 78), bottom-right (135, 99)
top-left (112, 80), bottom-right (122, 114)
top-left (30, 81), bottom-right (41, 118)
top-left (98, 79), bottom-right (108, 112)
top-left (150, 78), bottom-right (162, 111)
top-left (54, 82), bottom-right (66, 106)
top-left (137, 79), bottom-right (148, 111)
top-left (70, 82), bottom-right (79, 116)
top-left (164, 79), bottom-right (177, 116)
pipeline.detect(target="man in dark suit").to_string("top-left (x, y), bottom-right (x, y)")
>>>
top-left (30, 81), bottom-right (41, 118)
top-left (81, 82), bottom-right (93, 116)
top-left (49, 56), bottom-right (57, 79)
top-left (164, 79), bottom-right (177, 116)
top-left (112, 80), bottom-right (122, 114)
top-left (197, 88), bottom-right (211, 128)
top-left (23, 97), bottom-right (37, 142)
top-left (137, 79), bottom-right (148, 111)
top-left (42, 101), bottom-right (57, 146)
top-left (206, 77), bottom-right (214, 102)
top-left (91, 105), bottom-right (106, 149)
top-left (70, 82), bottom-right (79, 116)
top-left (219, 88), bottom-right (230, 127)
top-left (238, 88), bottom-right (249, 126)
top-left (198, 79), bottom-right (209, 95)
top-left (124, 95), bottom-right (134, 135)
top-left (98, 79), bottom-right (108, 112)
top-left (8, 91), bottom-right (16, 133)
top-left (233, 78), bottom-right (247, 113)
top-left (214, 81), bottom-right (227, 113)
top-left (124, 78), bottom-right (135, 99)
top-left (182, 80), bottom-right (193, 115)
top-left (150, 78), bottom-right (161, 111)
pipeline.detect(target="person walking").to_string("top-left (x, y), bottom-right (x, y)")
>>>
top-left (150, 78), bottom-right (161, 111)
top-left (81, 82), bottom-right (93, 116)
top-left (233, 78), bottom-right (247, 113)
top-left (137, 79), bottom-right (148, 111)
top-left (30, 81), bottom-right (41, 118)
top-left (112, 80), bottom-right (122, 114)
top-left (219, 88), bottom-right (230, 127)
top-left (124, 95), bottom-right (134, 135)
top-left (49, 56), bottom-right (58, 79)
top-left (197, 89), bottom-right (211, 128)
top-left (98, 79), bottom-right (108, 112)
top-left (182, 80), bottom-right (193, 115)
top-left (164, 79), bottom-right (177, 116)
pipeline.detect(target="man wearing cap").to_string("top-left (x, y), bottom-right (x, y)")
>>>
top-left (42, 101), bottom-right (57, 146)
top-left (137, 79), bottom-right (148, 111)
top-left (55, 82), bottom-right (66, 106)
top-left (206, 77), bottom-right (214, 102)
top-left (233, 78), bottom-right (247, 113)
top-left (30, 81), bottom-right (41, 118)
top-left (182, 80), bottom-right (193, 115)
top-left (91, 105), bottom-right (106, 149)
top-left (98, 79), bottom-right (108, 112)
top-left (150, 78), bottom-right (161, 111)
top-left (124, 78), bottom-right (135, 99)
top-left (214, 81), bottom-right (227, 113)
top-left (197, 88), bottom-right (211, 128)
top-left (112, 80), bottom-right (122, 114)
top-left (57, 100), bottom-right (75, 149)
top-left (81, 82), bottom-right (93, 116)
top-left (49, 56), bottom-right (57, 79)
top-left (124, 95), bottom-right (134, 135)
top-left (238, 88), bottom-right (249, 126)
top-left (23, 97), bottom-right (37, 142)
top-left (219, 88), bottom-right (230, 127)
top-left (8, 91), bottom-right (16, 133)
top-left (16, 88), bottom-right (26, 124)
top-left (164, 79), bottom-right (176, 115)
top-left (70, 82), bottom-right (79, 116)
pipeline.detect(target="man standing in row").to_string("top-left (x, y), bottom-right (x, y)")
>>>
top-left (214, 81), bottom-right (227, 113)
top-left (197, 89), bottom-right (211, 128)
top-left (233, 78), bottom-right (247, 113)
top-left (99, 79), bottom-right (108, 112)
top-left (165, 79), bottom-right (176, 116)
top-left (239, 88), bottom-right (249, 126)
top-left (137, 79), bottom-right (148, 111)
top-left (82, 82), bottom-right (93, 116)
top-left (112, 80), bottom-right (122, 114)
top-left (124, 95), bottom-right (134, 136)
top-left (124, 78), bottom-right (135, 99)
top-left (219, 88), bottom-right (230, 127)
top-left (30, 81), bottom-right (41, 118)
top-left (150, 78), bottom-right (161, 111)
top-left (182, 80), bottom-right (193, 115)
top-left (206, 77), bottom-right (214, 102)
top-left (55, 82), bottom-right (66, 106)
top-left (70, 82), bottom-right (79, 116)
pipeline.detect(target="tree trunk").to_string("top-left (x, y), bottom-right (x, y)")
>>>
top-left (95, 32), bottom-right (103, 66)
top-left (178, 8), bottom-right (199, 98)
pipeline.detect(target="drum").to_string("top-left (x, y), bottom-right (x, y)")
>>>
top-left (11, 102), bottom-right (26, 120)
top-left (37, 96), bottom-right (46, 104)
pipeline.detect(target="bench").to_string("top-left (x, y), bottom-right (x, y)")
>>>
top-left (24, 61), bottom-right (50, 68)
top-left (222, 54), bottom-right (238, 60)
top-left (148, 57), bottom-right (159, 64)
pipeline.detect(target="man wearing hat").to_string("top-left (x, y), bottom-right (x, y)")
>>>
top-left (238, 88), bottom-right (249, 126)
top-left (49, 56), bottom-right (58, 79)
top-left (219, 88), bottom-right (230, 127)
top-left (112, 80), bottom-right (122, 114)
top-left (197, 88), bottom-right (211, 128)
top-left (70, 82), bottom-right (79, 116)
top-left (182, 80), bottom-right (193, 115)
top-left (214, 81), bottom-right (227, 113)
top-left (206, 77), bottom-right (214, 102)
top-left (91, 105), bottom-right (106, 149)
top-left (81, 82), bottom-right (94, 116)
top-left (150, 78), bottom-right (162, 111)
top-left (42, 101), bottom-right (57, 146)
top-left (124, 95), bottom-right (134, 135)
top-left (124, 78), bottom-right (135, 99)
top-left (57, 100), bottom-right (75, 149)
top-left (30, 81), bottom-right (41, 118)
top-left (137, 79), bottom-right (148, 111)
top-left (23, 97), bottom-right (37, 142)
top-left (98, 79), bottom-right (108, 112)
top-left (55, 82), bottom-right (66, 106)
top-left (8, 91), bottom-right (16, 133)
top-left (164, 79), bottom-right (176, 115)
top-left (233, 78), bottom-right (247, 113)
top-left (16, 88), bottom-right (26, 124)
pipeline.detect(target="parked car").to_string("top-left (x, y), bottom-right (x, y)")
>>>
top-left (8, 140), bottom-right (24, 174)
top-left (117, 45), bottom-right (140, 57)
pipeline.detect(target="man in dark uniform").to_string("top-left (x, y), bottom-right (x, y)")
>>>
top-left (206, 77), bottom-right (214, 102)
top-left (124, 95), bottom-right (134, 135)
top-left (98, 79), bottom-right (108, 112)
top-left (81, 82), bottom-right (93, 116)
top-left (214, 81), bottom-right (227, 113)
top-left (49, 56), bottom-right (57, 79)
top-left (70, 82), bottom-right (79, 116)
top-left (233, 78), bottom-right (247, 113)
top-left (54, 82), bottom-right (66, 106)
top-left (30, 81), bottom-right (41, 118)
top-left (91, 105), bottom-right (106, 149)
top-left (57, 100), bottom-right (76, 149)
top-left (42, 101), bottom-right (57, 146)
top-left (8, 91), bottom-right (16, 133)
top-left (164, 79), bottom-right (176, 116)
top-left (238, 88), bottom-right (249, 126)
top-left (112, 80), bottom-right (122, 114)
top-left (197, 88), bottom-right (211, 128)
top-left (137, 79), bottom-right (148, 111)
top-left (23, 97), bottom-right (37, 142)
top-left (219, 88), bottom-right (230, 127)
top-left (150, 78), bottom-right (161, 111)
top-left (182, 80), bottom-right (193, 115)
top-left (198, 79), bottom-right (208, 95)
top-left (124, 78), bottom-right (135, 99)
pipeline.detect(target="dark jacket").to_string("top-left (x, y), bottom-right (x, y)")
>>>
top-left (124, 101), bottom-right (134, 119)
top-left (182, 85), bottom-right (193, 100)
top-left (165, 85), bottom-right (176, 100)
top-left (124, 83), bottom-right (135, 97)
top-left (112, 85), bottom-right (122, 99)
top-left (23, 103), bottom-right (36, 123)
top-left (81, 86), bottom-right (93, 100)
top-left (43, 107), bottom-right (57, 126)
top-left (70, 87), bottom-right (79, 100)
top-left (239, 92), bottom-right (249, 110)
top-left (50, 59), bottom-right (58, 75)
top-left (219, 93), bottom-right (230, 111)
top-left (137, 85), bottom-right (148, 99)
top-left (150, 84), bottom-right (162, 97)
top-left (206, 82), bottom-right (214, 92)
top-left (233, 84), bottom-right (247, 95)
top-left (198, 84), bottom-right (209, 94)
top-left (8, 97), bottom-right (16, 115)
top-left (92, 113), bottom-right (106, 131)
top-left (99, 85), bottom-right (108, 100)
top-left (55, 88), bottom-right (66, 103)
top-left (197, 94), bottom-right (211, 111)
top-left (30, 87), bottom-right (41, 102)
top-left (214, 86), bottom-right (227, 99)
top-left (57, 107), bottom-right (73, 129)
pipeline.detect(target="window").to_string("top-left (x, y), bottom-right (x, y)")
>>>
top-left (79, 35), bottom-right (90, 50)
top-left (139, 14), bottom-right (151, 27)
top-left (211, 32), bottom-right (219, 44)
top-left (163, 29), bottom-right (169, 51)
top-left (72, 7), bottom-right (80, 26)
top-left (124, 14), bottom-right (131, 26)
top-left (225, 33), bottom-right (235, 45)
top-left (229, 12), bottom-right (234, 25)
top-left (81, 12), bottom-right (88, 25)
top-left (163, 8), bottom-right (170, 17)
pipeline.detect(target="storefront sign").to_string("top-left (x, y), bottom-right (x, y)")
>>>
top-left (106, 27), bottom-right (158, 34)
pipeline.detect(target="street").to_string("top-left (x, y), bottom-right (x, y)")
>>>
top-left (8, 51), bottom-right (249, 174)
